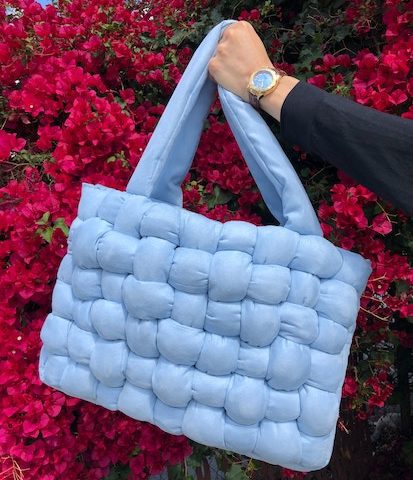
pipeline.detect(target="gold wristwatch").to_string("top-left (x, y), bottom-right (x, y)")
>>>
top-left (247, 66), bottom-right (287, 110)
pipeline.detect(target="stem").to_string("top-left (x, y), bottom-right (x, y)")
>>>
top-left (360, 306), bottom-right (390, 322)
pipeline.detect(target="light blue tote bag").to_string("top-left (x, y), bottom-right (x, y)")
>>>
top-left (39, 19), bottom-right (372, 472)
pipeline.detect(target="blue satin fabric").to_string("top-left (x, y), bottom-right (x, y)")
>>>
top-left (39, 20), bottom-right (372, 471)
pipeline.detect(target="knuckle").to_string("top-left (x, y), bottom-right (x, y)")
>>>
top-left (223, 24), bottom-right (237, 39)
top-left (208, 58), bottom-right (217, 73)
top-left (216, 43), bottom-right (226, 54)
top-left (239, 20), bottom-right (252, 29)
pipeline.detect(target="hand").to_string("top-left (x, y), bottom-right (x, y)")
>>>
top-left (208, 21), bottom-right (274, 103)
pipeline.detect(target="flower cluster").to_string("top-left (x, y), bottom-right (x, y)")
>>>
top-left (344, 0), bottom-right (380, 35)
top-left (308, 53), bottom-right (352, 90)
top-left (0, 0), bottom-right (411, 478)
top-left (351, 0), bottom-right (413, 117)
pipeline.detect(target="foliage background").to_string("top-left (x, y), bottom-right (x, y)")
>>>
top-left (0, 0), bottom-right (412, 479)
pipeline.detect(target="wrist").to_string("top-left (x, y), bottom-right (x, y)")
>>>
top-left (259, 76), bottom-right (300, 122)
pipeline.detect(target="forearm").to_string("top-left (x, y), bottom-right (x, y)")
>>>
top-left (259, 76), bottom-right (300, 122)
top-left (262, 79), bottom-right (413, 215)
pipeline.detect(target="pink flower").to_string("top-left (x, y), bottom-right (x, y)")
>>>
top-left (120, 88), bottom-right (135, 105)
top-left (307, 74), bottom-right (327, 88)
top-left (371, 213), bottom-right (393, 235)
top-left (342, 376), bottom-right (358, 397)
top-left (0, 131), bottom-right (26, 161)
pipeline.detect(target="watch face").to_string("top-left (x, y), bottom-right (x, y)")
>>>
top-left (252, 70), bottom-right (275, 90)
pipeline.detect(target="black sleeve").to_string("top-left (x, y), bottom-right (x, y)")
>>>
top-left (279, 80), bottom-right (413, 216)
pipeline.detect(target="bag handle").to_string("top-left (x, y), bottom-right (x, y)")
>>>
top-left (126, 19), bottom-right (322, 236)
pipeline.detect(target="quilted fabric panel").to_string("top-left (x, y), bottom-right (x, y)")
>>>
top-left (39, 183), bottom-right (371, 472)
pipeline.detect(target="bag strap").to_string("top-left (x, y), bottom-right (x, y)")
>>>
top-left (126, 19), bottom-right (322, 236)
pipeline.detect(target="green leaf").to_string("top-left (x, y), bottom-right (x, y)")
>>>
top-left (186, 443), bottom-right (213, 471)
top-left (225, 464), bottom-right (249, 480)
top-left (103, 463), bottom-right (131, 480)
top-left (38, 226), bottom-right (53, 243)
top-left (207, 185), bottom-right (233, 209)
top-left (54, 217), bottom-right (69, 237)
top-left (35, 215), bottom-right (69, 243)
top-left (106, 151), bottom-right (129, 168)
top-left (303, 23), bottom-right (315, 36)
top-left (36, 211), bottom-right (50, 225)
top-left (334, 26), bottom-right (351, 41)
top-left (394, 280), bottom-right (410, 295)
top-left (186, 455), bottom-right (202, 470)
top-left (369, 350), bottom-right (395, 364)
top-left (167, 51), bottom-right (178, 64)
top-left (167, 464), bottom-right (185, 480)
top-left (333, 84), bottom-right (351, 97)
top-left (168, 29), bottom-right (191, 46)
top-left (130, 446), bottom-right (140, 457)
top-left (139, 34), bottom-right (152, 45)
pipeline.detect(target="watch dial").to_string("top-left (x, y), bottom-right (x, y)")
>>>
top-left (252, 70), bottom-right (274, 89)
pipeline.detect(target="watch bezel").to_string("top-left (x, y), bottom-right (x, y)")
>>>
top-left (247, 67), bottom-right (282, 98)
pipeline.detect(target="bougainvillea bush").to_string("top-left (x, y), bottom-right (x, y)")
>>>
top-left (0, 0), bottom-right (412, 478)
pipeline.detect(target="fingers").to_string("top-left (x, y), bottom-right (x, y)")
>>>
top-left (207, 21), bottom-right (257, 89)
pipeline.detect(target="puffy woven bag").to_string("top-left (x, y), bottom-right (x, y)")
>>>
top-left (39, 19), bottom-right (372, 472)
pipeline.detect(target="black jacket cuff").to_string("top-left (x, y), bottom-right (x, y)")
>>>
top-left (280, 80), bottom-right (327, 152)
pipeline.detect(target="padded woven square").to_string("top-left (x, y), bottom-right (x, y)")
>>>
top-left (39, 183), bottom-right (371, 472)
